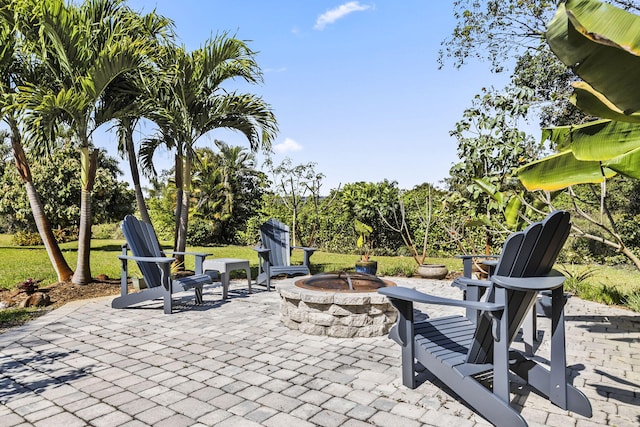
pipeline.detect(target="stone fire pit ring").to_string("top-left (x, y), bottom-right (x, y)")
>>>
top-left (276, 280), bottom-right (398, 338)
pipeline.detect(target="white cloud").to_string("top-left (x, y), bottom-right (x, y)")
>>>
top-left (314, 2), bottom-right (371, 30)
top-left (274, 137), bottom-right (303, 153)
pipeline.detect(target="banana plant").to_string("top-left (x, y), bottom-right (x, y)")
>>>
top-left (517, 0), bottom-right (640, 191)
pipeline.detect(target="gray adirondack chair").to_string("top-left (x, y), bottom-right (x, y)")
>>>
top-left (254, 218), bottom-right (316, 290)
top-left (112, 215), bottom-right (219, 314)
top-left (379, 211), bottom-right (592, 427)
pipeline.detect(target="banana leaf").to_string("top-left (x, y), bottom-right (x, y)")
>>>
top-left (604, 146), bottom-right (640, 179)
top-left (543, 119), bottom-right (640, 161)
top-left (517, 150), bottom-right (616, 191)
top-left (571, 82), bottom-right (640, 123)
top-left (547, 0), bottom-right (640, 116)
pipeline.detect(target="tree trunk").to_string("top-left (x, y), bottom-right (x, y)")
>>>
top-left (9, 122), bottom-right (73, 282)
top-left (72, 148), bottom-right (97, 285)
top-left (174, 156), bottom-right (191, 268)
top-left (578, 230), bottom-right (640, 271)
top-left (124, 126), bottom-right (151, 224)
top-left (25, 182), bottom-right (74, 282)
top-left (173, 154), bottom-right (183, 253)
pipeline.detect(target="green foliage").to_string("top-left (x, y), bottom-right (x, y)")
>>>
top-left (146, 173), bottom-right (178, 241)
top-left (575, 282), bottom-right (625, 306)
top-left (0, 307), bottom-right (39, 325)
top-left (0, 141), bottom-right (135, 234)
top-left (354, 219), bottom-right (373, 261)
top-left (448, 86), bottom-right (540, 192)
top-left (517, 0), bottom-right (640, 191)
top-left (191, 144), bottom-right (267, 244)
top-left (558, 264), bottom-right (598, 294)
top-left (147, 144), bottom-right (267, 246)
top-left (623, 291), bottom-right (640, 312)
top-left (92, 223), bottom-right (124, 240)
top-left (440, 0), bottom-right (555, 72)
top-left (339, 180), bottom-right (404, 255)
top-left (12, 231), bottom-right (45, 246)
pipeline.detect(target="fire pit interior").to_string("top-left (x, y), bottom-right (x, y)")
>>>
top-left (294, 271), bottom-right (395, 292)
top-left (277, 272), bottom-right (398, 338)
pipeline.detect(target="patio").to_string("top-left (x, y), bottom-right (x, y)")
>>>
top-left (0, 277), bottom-right (638, 426)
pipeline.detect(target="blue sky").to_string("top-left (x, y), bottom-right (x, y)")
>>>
top-left (104, 0), bottom-right (514, 194)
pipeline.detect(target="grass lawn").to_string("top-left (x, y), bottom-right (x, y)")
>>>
top-left (0, 233), bottom-right (638, 302)
top-left (0, 234), bottom-right (457, 288)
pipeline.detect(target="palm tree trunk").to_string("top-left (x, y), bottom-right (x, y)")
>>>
top-left (9, 121), bottom-right (73, 282)
top-left (71, 147), bottom-right (97, 285)
top-left (174, 155), bottom-right (191, 268)
top-left (124, 126), bottom-right (151, 223)
top-left (173, 154), bottom-right (183, 254)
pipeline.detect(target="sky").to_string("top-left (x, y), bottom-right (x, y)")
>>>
top-left (99, 0), bottom-right (514, 194)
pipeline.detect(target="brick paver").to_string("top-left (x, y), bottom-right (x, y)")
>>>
top-left (0, 277), bottom-right (638, 426)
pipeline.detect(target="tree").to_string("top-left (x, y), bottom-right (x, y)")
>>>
top-left (141, 35), bottom-right (277, 265)
top-left (0, 0), bottom-right (73, 281)
top-left (440, 0), bottom-right (638, 72)
top-left (0, 141), bottom-right (135, 235)
top-left (266, 158), bottom-right (324, 247)
top-left (113, 12), bottom-right (175, 225)
top-left (191, 142), bottom-right (266, 244)
top-left (448, 85), bottom-right (540, 190)
top-left (15, 0), bottom-right (158, 284)
top-left (339, 180), bottom-right (404, 255)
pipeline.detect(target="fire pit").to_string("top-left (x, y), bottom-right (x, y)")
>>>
top-left (277, 272), bottom-right (398, 337)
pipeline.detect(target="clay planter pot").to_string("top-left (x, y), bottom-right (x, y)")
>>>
top-left (417, 264), bottom-right (448, 280)
top-left (355, 260), bottom-right (378, 275)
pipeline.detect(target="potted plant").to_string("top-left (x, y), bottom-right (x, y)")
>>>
top-left (354, 219), bottom-right (377, 275)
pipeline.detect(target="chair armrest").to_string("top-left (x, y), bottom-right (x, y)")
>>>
top-left (455, 254), bottom-right (499, 278)
top-left (164, 251), bottom-right (211, 274)
top-left (492, 270), bottom-right (565, 291)
top-left (451, 277), bottom-right (491, 290)
top-left (118, 255), bottom-right (176, 264)
top-left (253, 246), bottom-right (270, 253)
top-left (293, 246), bottom-right (316, 266)
top-left (378, 286), bottom-right (504, 312)
top-left (165, 251), bottom-right (212, 258)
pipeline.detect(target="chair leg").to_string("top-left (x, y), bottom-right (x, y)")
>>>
top-left (388, 298), bottom-right (415, 388)
top-left (195, 286), bottom-right (203, 304)
top-left (163, 291), bottom-right (172, 314)
top-left (523, 306), bottom-right (538, 356)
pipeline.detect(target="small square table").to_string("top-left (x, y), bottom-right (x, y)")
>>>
top-left (203, 258), bottom-right (252, 300)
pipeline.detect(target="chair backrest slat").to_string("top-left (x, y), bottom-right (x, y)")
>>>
top-left (466, 211), bottom-right (571, 364)
top-left (260, 218), bottom-right (291, 267)
top-left (122, 215), bottom-right (162, 288)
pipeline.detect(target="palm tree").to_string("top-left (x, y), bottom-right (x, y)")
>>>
top-left (112, 13), bottom-right (176, 225)
top-left (141, 35), bottom-right (278, 263)
top-left (15, 0), bottom-right (161, 284)
top-left (0, 0), bottom-right (73, 281)
top-left (192, 142), bottom-right (261, 241)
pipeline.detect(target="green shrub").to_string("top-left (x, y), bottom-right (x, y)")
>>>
top-left (623, 291), bottom-right (640, 312)
top-left (187, 219), bottom-right (216, 246)
top-left (12, 230), bottom-right (43, 246)
top-left (13, 228), bottom-right (75, 246)
top-left (558, 264), bottom-right (597, 294)
top-left (92, 223), bottom-right (123, 240)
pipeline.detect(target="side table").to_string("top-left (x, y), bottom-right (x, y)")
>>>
top-left (203, 258), bottom-right (252, 300)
